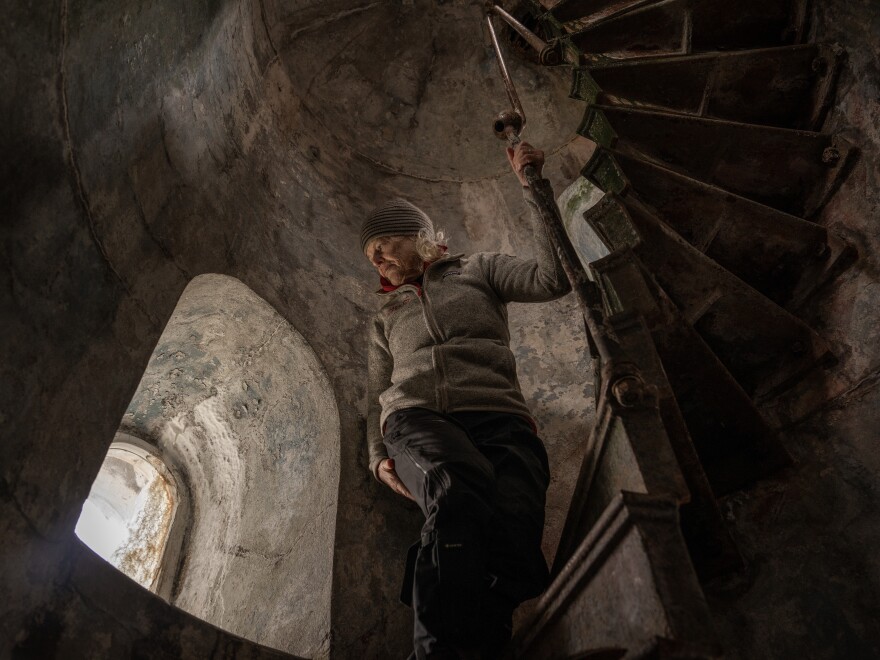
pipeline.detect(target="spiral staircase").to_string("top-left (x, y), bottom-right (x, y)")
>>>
top-left (506, 1), bottom-right (857, 657)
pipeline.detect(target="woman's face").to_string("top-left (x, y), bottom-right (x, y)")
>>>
top-left (364, 235), bottom-right (424, 285)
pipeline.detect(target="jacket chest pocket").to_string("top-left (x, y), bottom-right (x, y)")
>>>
top-left (430, 277), bottom-right (507, 340)
top-left (385, 297), bottom-right (432, 351)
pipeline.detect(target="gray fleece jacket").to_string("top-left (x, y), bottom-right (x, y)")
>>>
top-left (366, 193), bottom-right (571, 478)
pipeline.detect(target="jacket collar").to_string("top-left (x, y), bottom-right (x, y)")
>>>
top-left (374, 253), bottom-right (465, 296)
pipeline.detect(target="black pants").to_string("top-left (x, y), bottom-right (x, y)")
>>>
top-left (384, 408), bottom-right (551, 659)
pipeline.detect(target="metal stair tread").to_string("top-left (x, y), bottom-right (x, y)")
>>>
top-left (611, 149), bottom-right (836, 307)
top-left (590, 246), bottom-right (793, 496)
top-left (619, 194), bottom-right (837, 399)
top-left (560, 0), bottom-right (802, 60)
top-left (582, 104), bottom-right (855, 217)
top-left (585, 43), bottom-right (845, 130)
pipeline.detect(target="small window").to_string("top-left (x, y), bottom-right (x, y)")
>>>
top-left (76, 441), bottom-right (178, 591)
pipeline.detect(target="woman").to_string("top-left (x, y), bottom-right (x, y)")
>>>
top-left (362, 143), bottom-right (570, 659)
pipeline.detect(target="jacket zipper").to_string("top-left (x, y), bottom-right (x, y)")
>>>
top-left (420, 268), bottom-right (449, 411)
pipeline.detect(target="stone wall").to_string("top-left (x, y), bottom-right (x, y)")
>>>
top-left (2, 0), bottom-right (592, 657)
top-left (703, 1), bottom-right (880, 657)
top-left (116, 274), bottom-right (339, 657)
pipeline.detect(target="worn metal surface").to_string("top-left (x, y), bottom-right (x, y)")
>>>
top-left (612, 150), bottom-right (833, 306)
top-left (569, 0), bottom-right (688, 60)
top-left (587, 249), bottom-right (759, 551)
top-left (570, 65), bottom-right (604, 104)
top-left (555, 297), bottom-right (742, 578)
top-left (562, 0), bottom-right (802, 61)
top-left (588, 43), bottom-right (846, 130)
top-left (551, 339), bottom-right (688, 568)
top-left (551, 0), bottom-right (658, 32)
top-left (488, 4), bottom-right (564, 65)
top-left (490, 30), bottom-right (726, 641)
top-left (582, 146), bottom-right (630, 194)
top-left (618, 196), bottom-right (836, 399)
top-left (591, 105), bottom-right (855, 217)
top-left (491, 4), bottom-right (550, 54)
top-left (487, 13), bottom-right (528, 131)
top-left (578, 106), bottom-right (619, 148)
top-left (517, 492), bottom-right (721, 659)
top-left (586, 209), bottom-right (794, 495)
top-left (607, 308), bottom-right (741, 578)
top-left (487, 11), bottom-right (637, 390)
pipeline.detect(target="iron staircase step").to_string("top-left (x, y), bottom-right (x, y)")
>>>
top-left (590, 239), bottom-right (792, 497)
top-left (550, 0), bottom-right (658, 32)
top-left (610, 150), bottom-right (848, 308)
top-left (559, 0), bottom-right (807, 61)
top-left (619, 195), bottom-right (837, 398)
top-left (586, 43), bottom-right (845, 130)
top-left (512, 0), bottom-right (861, 654)
top-left (518, 493), bottom-right (722, 659)
top-left (580, 105), bottom-right (855, 218)
top-left (606, 307), bottom-right (742, 576)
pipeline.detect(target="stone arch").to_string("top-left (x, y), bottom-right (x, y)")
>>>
top-left (82, 273), bottom-right (340, 657)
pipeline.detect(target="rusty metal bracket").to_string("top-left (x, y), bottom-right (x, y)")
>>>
top-left (486, 3), bottom-right (565, 65)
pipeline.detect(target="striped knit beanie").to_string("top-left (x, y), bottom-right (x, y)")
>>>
top-left (361, 198), bottom-right (434, 252)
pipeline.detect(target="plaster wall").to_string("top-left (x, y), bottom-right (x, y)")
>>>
top-left (2, 0), bottom-right (592, 656)
top-left (4, 0), bottom-right (880, 657)
top-left (118, 274), bottom-right (339, 657)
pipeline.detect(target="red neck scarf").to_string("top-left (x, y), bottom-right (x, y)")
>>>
top-left (379, 248), bottom-right (447, 294)
top-left (380, 269), bottom-right (426, 295)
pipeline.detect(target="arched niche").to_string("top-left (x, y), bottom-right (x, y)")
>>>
top-left (80, 273), bottom-right (340, 658)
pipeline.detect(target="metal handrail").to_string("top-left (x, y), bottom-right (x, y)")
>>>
top-left (486, 4), bottom-right (564, 66)
top-left (486, 10), bottom-right (646, 406)
top-left (486, 12), bottom-right (527, 130)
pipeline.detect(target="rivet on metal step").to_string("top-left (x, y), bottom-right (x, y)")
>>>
top-left (822, 147), bottom-right (841, 166)
top-left (611, 376), bottom-right (646, 407)
top-left (539, 44), bottom-right (563, 67)
top-left (812, 57), bottom-right (828, 75)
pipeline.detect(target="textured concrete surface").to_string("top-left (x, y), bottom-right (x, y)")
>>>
top-left (118, 274), bottom-right (339, 657)
top-left (771, 0), bottom-right (880, 404)
top-left (707, 383), bottom-right (880, 659)
top-left (3, 0), bottom-right (877, 656)
top-left (1, 0), bottom-right (590, 657)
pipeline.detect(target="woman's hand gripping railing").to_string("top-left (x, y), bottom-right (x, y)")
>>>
top-left (486, 10), bottom-right (648, 409)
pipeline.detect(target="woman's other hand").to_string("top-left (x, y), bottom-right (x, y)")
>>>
top-left (377, 458), bottom-right (415, 501)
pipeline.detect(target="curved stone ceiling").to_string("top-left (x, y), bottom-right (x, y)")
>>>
top-left (269, 0), bottom-right (582, 181)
